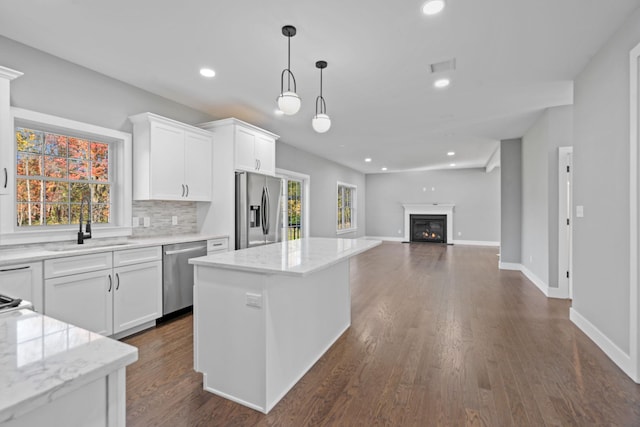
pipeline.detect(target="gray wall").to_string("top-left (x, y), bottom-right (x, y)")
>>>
top-left (572, 8), bottom-right (640, 354)
top-left (521, 106), bottom-right (572, 286)
top-left (365, 168), bottom-right (500, 242)
top-left (1, 36), bottom-right (212, 131)
top-left (500, 139), bottom-right (522, 263)
top-left (1, 35), bottom-right (214, 236)
top-left (276, 142), bottom-right (366, 238)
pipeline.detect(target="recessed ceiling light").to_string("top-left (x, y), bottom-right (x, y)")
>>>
top-left (365, 158), bottom-right (372, 162)
top-left (422, 0), bottom-right (445, 15)
top-left (274, 109), bottom-right (284, 116)
top-left (449, 163), bottom-right (456, 167)
top-left (381, 167), bottom-right (388, 171)
top-left (434, 78), bottom-right (450, 88)
top-left (200, 68), bottom-right (216, 78)
top-left (447, 151), bottom-right (455, 156)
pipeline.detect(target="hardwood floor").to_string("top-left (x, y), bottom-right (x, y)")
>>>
top-left (124, 242), bottom-right (640, 426)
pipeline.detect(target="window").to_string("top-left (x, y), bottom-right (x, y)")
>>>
top-left (337, 182), bottom-right (357, 233)
top-left (16, 127), bottom-right (111, 227)
top-left (287, 179), bottom-right (302, 240)
top-left (0, 108), bottom-right (132, 245)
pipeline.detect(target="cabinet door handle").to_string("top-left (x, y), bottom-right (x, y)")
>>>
top-left (212, 243), bottom-right (223, 247)
top-left (3, 167), bottom-right (7, 189)
top-left (181, 184), bottom-right (185, 197)
top-left (185, 184), bottom-right (189, 198)
top-left (0, 265), bottom-right (30, 273)
top-left (115, 273), bottom-right (120, 290)
top-left (258, 159), bottom-right (261, 170)
top-left (108, 274), bottom-right (112, 292)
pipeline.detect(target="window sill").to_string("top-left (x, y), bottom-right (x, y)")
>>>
top-left (336, 228), bottom-right (357, 235)
top-left (0, 226), bottom-right (132, 246)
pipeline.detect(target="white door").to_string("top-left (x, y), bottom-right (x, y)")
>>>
top-left (255, 135), bottom-right (275, 175)
top-left (0, 262), bottom-right (43, 312)
top-left (558, 147), bottom-right (573, 298)
top-left (234, 127), bottom-right (256, 172)
top-left (113, 261), bottom-right (162, 334)
top-left (184, 131), bottom-right (212, 201)
top-left (150, 122), bottom-right (185, 200)
top-left (45, 270), bottom-right (114, 336)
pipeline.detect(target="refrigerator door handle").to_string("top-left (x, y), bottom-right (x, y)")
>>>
top-left (261, 186), bottom-right (267, 235)
top-left (264, 185), bottom-right (271, 235)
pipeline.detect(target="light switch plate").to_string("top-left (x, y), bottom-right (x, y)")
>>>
top-left (143, 217), bottom-right (150, 227)
top-left (172, 216), bottom-right (178, 225)
top-left (132, 216), bottom-right (139, 228)
top-left (246, 293), bottom-right (263, 308)
top-left (576, 206), bottom-right (584, 218)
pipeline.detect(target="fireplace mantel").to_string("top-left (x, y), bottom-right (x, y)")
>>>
top-left (402, 204), bottom-right (454, 244)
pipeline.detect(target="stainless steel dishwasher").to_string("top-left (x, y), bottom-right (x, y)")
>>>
top-left (162, 241), bottom-right (207, 315)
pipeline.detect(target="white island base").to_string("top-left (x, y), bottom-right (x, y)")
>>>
top-left (190, 237), bottom-right (380, 413)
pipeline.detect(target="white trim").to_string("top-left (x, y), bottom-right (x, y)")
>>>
top-left (570, 308), bottom-right (634, 378)
top-left (402, 203), bottom-right (454, 244)
top-left (276, 168), bottom-right (311, 239)
top-left (0, 66), bottom-right (23, 81)
top-left (498, 262), bottom-right (569, 299)
top-left (485, 144), bottom-right (500, 173)
top-left (1, 108), bottom-right (132, 245)
top-left (452, 239), bottom-right (499, 247)
top-left (336, 181), bottom-right (357, 234)
top-left (558, 146), bottom-right (573, 299)
top-left (365, 236), bottom-right (405, 242)
top-left (630, 41), bottom-right (640, 382)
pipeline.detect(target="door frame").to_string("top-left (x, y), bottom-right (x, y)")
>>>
top-left (276, 168), bottom-right (311, 239)
top-left (630, 41), bottom-right (640, 382)
top-left (558, 146), bottom-right (573, 299)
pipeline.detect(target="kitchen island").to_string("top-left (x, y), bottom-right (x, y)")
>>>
top-left (189, 237), bottom-right (381, 413)
top-left (0, 309), bottom-right (137, 426)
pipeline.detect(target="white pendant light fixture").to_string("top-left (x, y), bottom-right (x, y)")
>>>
top-left (312, 60), bottom-right (331, 133)
top-left (422, 0), bottom-right (445, 15)
top-left (277, 25), bottom-right (301, 115)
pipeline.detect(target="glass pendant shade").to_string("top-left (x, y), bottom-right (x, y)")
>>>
top-left (277, 91), bottom-right (301, 115)
top-left (312, 113), bottom-right (331, 133)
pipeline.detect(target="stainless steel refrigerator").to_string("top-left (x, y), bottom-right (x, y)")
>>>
top-left (235, 171), bottom-right (284, 249)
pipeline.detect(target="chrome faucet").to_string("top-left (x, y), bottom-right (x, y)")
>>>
top-left (77, 196), bottom-right (92, 244)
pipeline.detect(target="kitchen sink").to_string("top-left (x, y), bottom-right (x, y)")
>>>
top-left (48, 241), bottom-right (135, 252)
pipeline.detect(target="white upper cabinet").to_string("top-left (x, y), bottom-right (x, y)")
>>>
top-left (204, 118), bottom-right (278, 176)
top-left (129, 112), bottom-right (213, 201)
top-left (0, 66), bottom-right (23, 196)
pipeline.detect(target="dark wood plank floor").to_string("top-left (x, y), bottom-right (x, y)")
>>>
top-left (123, 242), bottom-right (640, 426)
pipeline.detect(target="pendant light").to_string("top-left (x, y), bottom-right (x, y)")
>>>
top-left (277, 25), bottom-right (301, 115)
top-left (312, 60), bottom-right (331, 133)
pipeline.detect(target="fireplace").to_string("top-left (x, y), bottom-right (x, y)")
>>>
top-left (410, 214), bottom-right (447, 243)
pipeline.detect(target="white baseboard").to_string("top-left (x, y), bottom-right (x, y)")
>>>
top-left (364, 236), bottom-right (405, 242)
top-left (570, 308), bottom-right (636, 381)
top-left (498, 262), bottom-right (569, 300)
top-left (364, 236), bottom-right (499, 246)
top-left (452, 239), bottom-right (500, 247)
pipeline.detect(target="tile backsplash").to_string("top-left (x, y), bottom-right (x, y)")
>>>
top-left (132, 200), bottom-right (198, 237)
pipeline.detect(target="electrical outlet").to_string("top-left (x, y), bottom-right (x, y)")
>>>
top-left (132, 216), bottom-right (139, 228)
top-left (397, 229), bottom-right (402, 234)
top-left (457, 231), bottom-right (462, 236)
top-left (143, 217), bottom-right (150, 227)
top-left (246, 293), bottom-right (262, 308)
top-left (172, 216), bottom-right (178, 225)
top-left (529, 255), bottom-right (533, 263)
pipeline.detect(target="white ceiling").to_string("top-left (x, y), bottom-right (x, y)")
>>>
top-left (1, 0), bottom-right (639, 173)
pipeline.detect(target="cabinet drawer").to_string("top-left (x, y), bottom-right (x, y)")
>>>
top-left (114, 246), bottom-right (162, 267)
top-left (207, 238), bottom-right (229, 254)
top-left (45, 252), bottom-right (113, 279)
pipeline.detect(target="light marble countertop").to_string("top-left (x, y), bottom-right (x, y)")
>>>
top-left (0, 233), bottom-right (228, 266)
top-left (0, 309), bottom-right (138, 422)
top-left (189, 237), bottom-right (381, 276)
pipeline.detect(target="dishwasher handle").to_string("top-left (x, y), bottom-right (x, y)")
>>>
top-left (164, 246), bottom-right (207, 256)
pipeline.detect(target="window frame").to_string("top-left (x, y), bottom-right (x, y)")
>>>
top-left (0, 108), bottom-right (132, 245)
top-left (336, 181), bottom-right (357, 234)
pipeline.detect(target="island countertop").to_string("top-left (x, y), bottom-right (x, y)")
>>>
top-left (0, 309), bottom-right (138, 423)
top-left (189, 237), bottom-right (381, 276)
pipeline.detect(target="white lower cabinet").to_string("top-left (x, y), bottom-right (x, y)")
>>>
top-left (113, 260), bottom-right (162, 334)
top-left (0, 261), bottom-right (43, 312)
top-left (44, 246), bottom-right (162, 337)
top-left (45, 269), bottom-right (114, 336)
